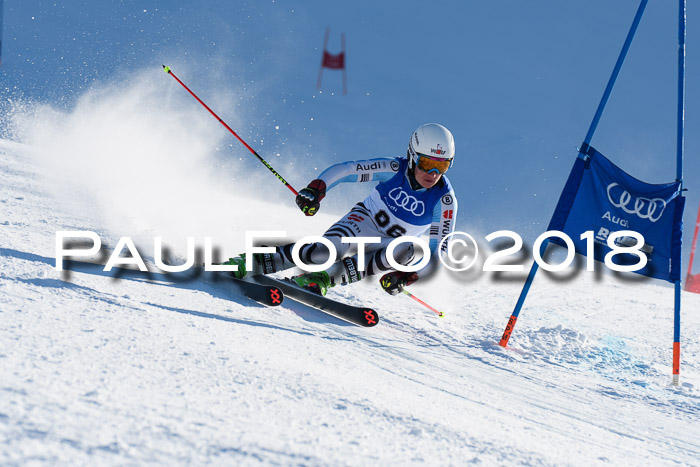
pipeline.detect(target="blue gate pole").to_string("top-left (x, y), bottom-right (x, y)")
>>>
top-left (500, 0), bottom-right (650, 347)
top-left (673, 0), bottom-right (686, 386)
top-left (0, 0), bottom-right (4, 65)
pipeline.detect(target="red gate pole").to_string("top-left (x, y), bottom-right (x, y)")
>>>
top-left (317, 27), bottom-right (330, 89)
top-left (684, 201), bottom-right (700, 289)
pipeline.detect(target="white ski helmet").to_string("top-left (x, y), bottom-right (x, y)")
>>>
top-left (407, 123), bottom-right (455, 174)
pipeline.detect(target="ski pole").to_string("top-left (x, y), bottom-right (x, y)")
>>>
top-left (162, 65), bottom-right (299, 196)
top-left (403, 289), bottom-right (444, 318)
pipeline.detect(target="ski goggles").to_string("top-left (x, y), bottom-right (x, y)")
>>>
top-left (415, 154), bottom-right (452, 174)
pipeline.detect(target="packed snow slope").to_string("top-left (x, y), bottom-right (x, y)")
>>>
top-left (1, 89), bottom-right (700, 464)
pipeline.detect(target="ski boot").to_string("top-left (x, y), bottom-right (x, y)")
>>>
top-left (220, 254), bottom-right (251, 280)
top-left (221, 253), bottom-right (275, 280)
top-left (292, 270), bottom-right (334, 296)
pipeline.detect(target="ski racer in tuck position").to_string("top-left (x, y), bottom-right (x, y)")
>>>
top-left (224, 123), bottom-right (459, 296)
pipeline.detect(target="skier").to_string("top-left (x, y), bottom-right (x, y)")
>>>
top-left (224, 123), bottom-right (459, 296)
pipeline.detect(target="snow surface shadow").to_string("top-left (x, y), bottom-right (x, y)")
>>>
top-left (276, 299), bottom-right (356, 328)
top-left (64, 260), bottom-right (358, 327)
top-left (0, 247), bottom-right (274, 311)
top-left (143, 301), bottom-right (317, 337)
top-left (16, 276), bottom-right (101, 292)
top-left (1, 247), bottom-right (363, 329)
top-left (58, 258), bottom-right (274, 309)
top-left (0, 247), bottom-right (56, 268)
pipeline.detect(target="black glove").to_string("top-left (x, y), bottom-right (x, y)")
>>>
top-left (296, 179), bottom-right (327, 216)
top-left (380, 271), bottom-right (418, 295)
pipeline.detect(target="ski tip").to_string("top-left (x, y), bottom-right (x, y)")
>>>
top-left (162, 65), bottom-right (171, 73)
top-left (361, 309), bottom-right (379, 327)
top-left (438, 312), bottom-right (445, 318)
top-left (268, 287), bottom-right (283, 306)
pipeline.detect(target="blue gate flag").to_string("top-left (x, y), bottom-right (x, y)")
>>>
top-left (548, 146), bottom-right (684, 282)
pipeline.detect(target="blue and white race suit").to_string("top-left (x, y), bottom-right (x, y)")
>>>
top-left (273, 156), bottom-right (458, 283)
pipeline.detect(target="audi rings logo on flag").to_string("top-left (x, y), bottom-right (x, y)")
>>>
top-left (606, 183), bottom-right (667, 223)
top-left (388, 187), bottom-right (425, 216)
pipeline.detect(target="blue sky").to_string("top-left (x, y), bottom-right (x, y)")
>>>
top-left (1, 0), bottom-right (698, 268)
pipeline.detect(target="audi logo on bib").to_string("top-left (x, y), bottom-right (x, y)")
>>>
top-left (388, 187), bottom-right (425, 216)
top-left (606, 183), bottom-right (667, 223)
